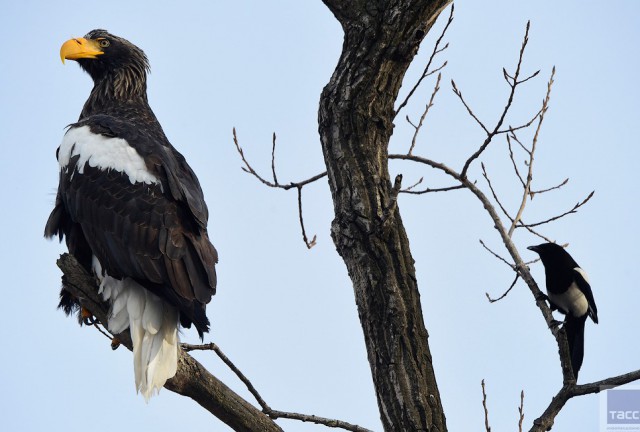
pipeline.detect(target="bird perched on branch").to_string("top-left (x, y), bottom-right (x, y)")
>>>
top-left (45, 30), bottom-right (218, 400)
top-left (527, 243), bottom-right (598, 379)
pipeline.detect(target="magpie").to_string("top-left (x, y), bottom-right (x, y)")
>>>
top-left (527, 243), bottom-right (598, 379)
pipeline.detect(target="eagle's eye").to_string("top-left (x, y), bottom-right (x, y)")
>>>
top-left (98, 39), bottom-right (110, 48)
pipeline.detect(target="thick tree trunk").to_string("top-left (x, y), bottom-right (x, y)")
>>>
top-left (318, 1), bottom-right (451, 431)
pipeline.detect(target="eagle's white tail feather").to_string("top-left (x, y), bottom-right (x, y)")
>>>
top-left (107, 281), bottom-right (131, 334)
top-left (93, 257), bottom-right (179, 401)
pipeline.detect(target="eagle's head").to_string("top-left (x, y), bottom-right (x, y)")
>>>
top-left (60, 29), bottom-right (150, 103)
top-left (60, 29), bottom-right (149, 89)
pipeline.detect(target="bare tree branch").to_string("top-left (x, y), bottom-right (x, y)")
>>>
top-left (519, 223), bottom-right (558, 244)
top-left (515, 69), bottom-right (541, 86)
top-left (268, 410), bottom-right (375, 432)
top-left (451, 79), bottom-right (489, 134)
top-left (519, 390), bottom-right (525, 432)
top-left (531, 369), bottom-right (640, 431)
top-left (56, 253), bottom-right (284, 432)
top-left (407, 72), bottom-right (442, 155)
top-left (182, 342), bottom-right (273, 413)
top-left (518, 191), bottom-right (595, 229)
top-left (297, 186), bottom-right (317, 249)
top-left (482, 380), bottom-right (492, 432)
top-left (481, 162), bottom-right (515, 224)
top-left (508, 67), bottom-right (555, 237)
top-left (531, 178), bottom-right (569, 196)
top-left (509, 129), bottom-right (530, 154)
top-left (271, 132), bottom-right (279, 185)
top-left (233, 128), bottom-right (324, 248)
top-left (394, 4), bottom-right (454, 118)
top-left (180, 344), bottom-right (374, 432)
top-left (496, 106), bottom-right (543, 135)
top-left (60, 254), bottom-right (370, 432)
top-left (507, 134), bottom-right (527, 188)
top-left (93, 321), bottom-right (113, 340)
top-left (486, 273), bottom-right (519, 303)
top-left (460, 21), bottom-right (532, 179)
top-left (400, 183), bottom-right (465, 195)
top-left (391, 22), bottom-right (635, 428)
top-left (479, 239), bottom-right (514, 269)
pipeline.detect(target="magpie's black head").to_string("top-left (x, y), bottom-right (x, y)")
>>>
top-left (60, 30), bottom-right (149, 93)
top-left (528, 243), bottom-right (578, 268)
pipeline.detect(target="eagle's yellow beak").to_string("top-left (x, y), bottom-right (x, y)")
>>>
top-left (60, 37), bottom-right (104, 63)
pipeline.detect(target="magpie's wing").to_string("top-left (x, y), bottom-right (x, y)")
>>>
top-left (573, 267), bottom-right (598, 324)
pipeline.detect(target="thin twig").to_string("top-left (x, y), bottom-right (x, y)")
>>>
top-left (232, 128), bottom-right (327, 190)
top-left (518, 390), bottom-right (525, 432)
top-left (516, 69), bottom-right (541, 86)
top-left (401, 176), bottom-right (424, 192)
top-left (93, 321), bottom-right (113, 340)
top-left (481, 162), bottom-right (514, 224)
top-left (519, 223), bottom-right (557, 244)
top-left (451, 79), bottom-right (489, 134)
top-left (508, 68), bottom-right (555, 237)
top-left (518, 191), bottom-right (595, 229)
top-left (181, 342), bottom-right (373, 432)
top-left (268, 410), bottom-right (374, 432)
top-left (507, 135), bottom-right (527, 188)
top-left (496, 106), bottom-right (543, 135)
top-left (407, 73), bottom-right (442, 155)
top-left (297, 186), bottom-right (317, 249)
top-left (400, 184), bottom-right (465, 195)
top-left (509, 130), bottom-right (530, 154)
top-left (486, 273), bottom-right (519, 303)
top-left (394, 4), bottom-right (454, 118)
top-left (233, 127), bottom-right (278, 188)
top-left (233, 128), bottom-right (325, 248)
top-left (271, 132), bottom-right (279, 185)
top-left (479, 239), bottom-right (514, 269)
top-left (482, 380), bottom-right (492, 432)
top-left (389, 151), bottom-right (555, 323)
top-left (460, 21), bottom-right (532, 179)
top-left (182, 342), bottom-right (273, 412)
top-left (530, 178), bottom-right (568, 196)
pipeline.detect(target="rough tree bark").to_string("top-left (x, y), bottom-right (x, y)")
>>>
top-left (318, 1), bottom-right (451, 431)
top-left (52, 3), bottom-right (454, 431)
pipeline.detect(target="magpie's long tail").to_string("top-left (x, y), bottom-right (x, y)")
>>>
top-left (564, 314), bottom-right (588, 379)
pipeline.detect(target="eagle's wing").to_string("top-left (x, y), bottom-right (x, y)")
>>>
top-left (46, 115), bottom-right (217, 334)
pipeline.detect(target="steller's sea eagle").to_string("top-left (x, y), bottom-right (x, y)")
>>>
top-left (45, 29), bottom-right (218, 400)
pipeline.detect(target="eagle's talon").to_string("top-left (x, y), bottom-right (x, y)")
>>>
top-left (111, 336), bottom-right (121, 351)
top-left (48, 30), bottom-right (218, 400)
top-left (81, 307), bottom-right (95, 326)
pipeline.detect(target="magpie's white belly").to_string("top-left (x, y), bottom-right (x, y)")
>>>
top-left (548, 282), bottom-right (588, 317)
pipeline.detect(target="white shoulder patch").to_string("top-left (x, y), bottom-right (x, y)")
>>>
top-left (574, 267), bottom-right (590, 283)
top-left (58, 125), bottom-right (159, 185)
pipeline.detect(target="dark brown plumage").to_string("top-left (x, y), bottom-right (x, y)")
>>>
top-left (45, 29), bottom-right (217, 337)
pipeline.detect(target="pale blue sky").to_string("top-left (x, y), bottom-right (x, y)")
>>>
top-left (1, 1), bottom-right (639, 431)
